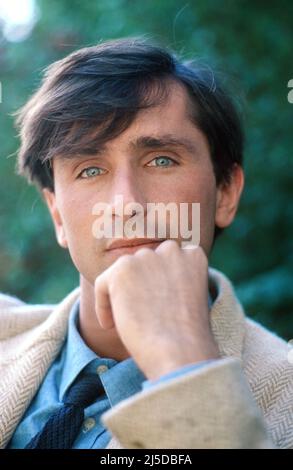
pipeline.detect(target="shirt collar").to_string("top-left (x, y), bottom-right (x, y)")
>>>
top-left (97, 357), bottom-right (146, 408)
top-left (59, 283), bottom-right (215, 402)
top-left (59, 299), bottom-right (98, 400)
top-left (59, 299), bottom-right (146, 404)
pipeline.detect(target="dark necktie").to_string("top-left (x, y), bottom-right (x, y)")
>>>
top-left (25, 373), bottom-right (104, 449)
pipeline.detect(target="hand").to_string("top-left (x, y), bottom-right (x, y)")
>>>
top-left (94, 240), bottom-right (220, 381)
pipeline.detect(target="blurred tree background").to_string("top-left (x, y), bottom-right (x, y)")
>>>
top-left (0, 0), bottom-right (292, 339)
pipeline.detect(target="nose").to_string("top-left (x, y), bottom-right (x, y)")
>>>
top-left (108, 166), bottom-right (147, 223)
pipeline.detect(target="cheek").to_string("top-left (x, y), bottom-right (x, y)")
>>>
top-left (58, 197), bottom-right (107, 281)
top-left (177, 172), bottom-right (217, 253)
top-left (174, 169), bottom-right (216, 207)
top-left (59, 195), bottom-right (97, 249)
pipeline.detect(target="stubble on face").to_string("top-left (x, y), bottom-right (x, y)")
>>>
top-left (52, 82), bottom-right (218, 286)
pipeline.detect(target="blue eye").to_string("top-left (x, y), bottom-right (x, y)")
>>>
top-left (79, 167), bottom-right (105, 178)
top-left (149, 157), bottom-right (176, 167)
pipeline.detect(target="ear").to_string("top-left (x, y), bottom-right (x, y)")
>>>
top-left (215, 164), bottom-right (245, 229)
top-left (42, 188), bottom-right (68, 249)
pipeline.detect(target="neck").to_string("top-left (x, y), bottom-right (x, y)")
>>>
top-left (78, 275), bottom-right (130, 361)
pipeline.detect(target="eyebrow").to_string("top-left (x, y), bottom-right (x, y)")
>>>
top-left (58, 134), bottom-right (199, 164)
top-left (129, 135), bottom-right (199, 155)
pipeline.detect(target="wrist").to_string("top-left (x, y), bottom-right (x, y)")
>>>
top-left (145, 343), bottom-right (220, 381)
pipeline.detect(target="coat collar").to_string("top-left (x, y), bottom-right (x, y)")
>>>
top-left (209, 268), bottom-right (246, 361)
top-left (0, 267), bottom-right (245, 449)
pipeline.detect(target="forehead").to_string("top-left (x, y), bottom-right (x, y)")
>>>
top-left (105, 83), bottom-right (205, 151)
top-left (53, 81), bottom-right (208, 165)
top-left (130, 82), bottom-right (194, 130)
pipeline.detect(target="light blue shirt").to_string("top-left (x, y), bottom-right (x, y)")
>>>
top-left (9, 294), bottom-right (214, 449)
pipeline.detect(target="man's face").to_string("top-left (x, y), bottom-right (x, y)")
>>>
top-left (43, 82), bottom-right (244, 285)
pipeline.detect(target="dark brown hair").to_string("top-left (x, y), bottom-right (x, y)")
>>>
top-left (15, 38), bottom-right (243, 193)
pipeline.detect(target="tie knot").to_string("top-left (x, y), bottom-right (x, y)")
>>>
top-left (63, 373), bottom-right (104, 409)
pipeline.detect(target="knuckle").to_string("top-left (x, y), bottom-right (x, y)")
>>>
top-left (109, 256), bottom-right (134, 286)
top-left (115, 253), bottom-right (135, 271)
top-left (134, 246), bottom-right (156, 257)
top-left (157, 239), bottom-right (178, 252)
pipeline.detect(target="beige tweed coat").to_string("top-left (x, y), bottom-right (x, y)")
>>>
top-left (0, 268), bottom-right (292, 449)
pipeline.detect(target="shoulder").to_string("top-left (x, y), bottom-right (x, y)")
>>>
top-left (0, 292), bottom-right (25, 308)
top-left (0, 287), bottom-right (80, 342)
top-left (243, 317), bottom-right (293, 448)
top-left (0, 291), bottom-right (55, 340)
top-left (244, 316), bottom-right (291, 372)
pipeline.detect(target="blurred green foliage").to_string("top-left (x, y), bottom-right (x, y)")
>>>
top-left (0, 0), bottom-right (292, 339)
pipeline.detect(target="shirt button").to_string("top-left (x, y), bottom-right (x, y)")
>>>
top-left (96, 364), bottom-right (108, 375)
top-left (82, 417), bottom-right (96, 433)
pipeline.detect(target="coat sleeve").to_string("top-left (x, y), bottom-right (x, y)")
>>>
top-left (101, 357), bottom-right (275, 449)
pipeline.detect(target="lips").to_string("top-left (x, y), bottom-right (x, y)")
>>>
top-left (106, 238), bottom-right (166, 251)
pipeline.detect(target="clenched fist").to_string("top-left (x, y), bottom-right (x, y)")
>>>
top-left (94, 240), bottom-right (220, 381)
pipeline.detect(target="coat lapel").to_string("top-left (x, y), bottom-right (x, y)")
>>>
top-left (0, 267), bottom-right (246, 449)
top-left (208, 268), bottom-right (246, 361)
top-left (0, 288), bottom-right (80, 448)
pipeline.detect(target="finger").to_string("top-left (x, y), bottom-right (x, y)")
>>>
top-left (155, 239), bottom-right (179, 253)
top-left (94, 270), bottom-right (115, 330)
top-left (182, 245), bottom-right (208, 273)
top-left (181, 241), bottom-right (199, 250)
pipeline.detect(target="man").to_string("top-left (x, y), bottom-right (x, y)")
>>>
top-left (0, 38), bottom-right (292, 449)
